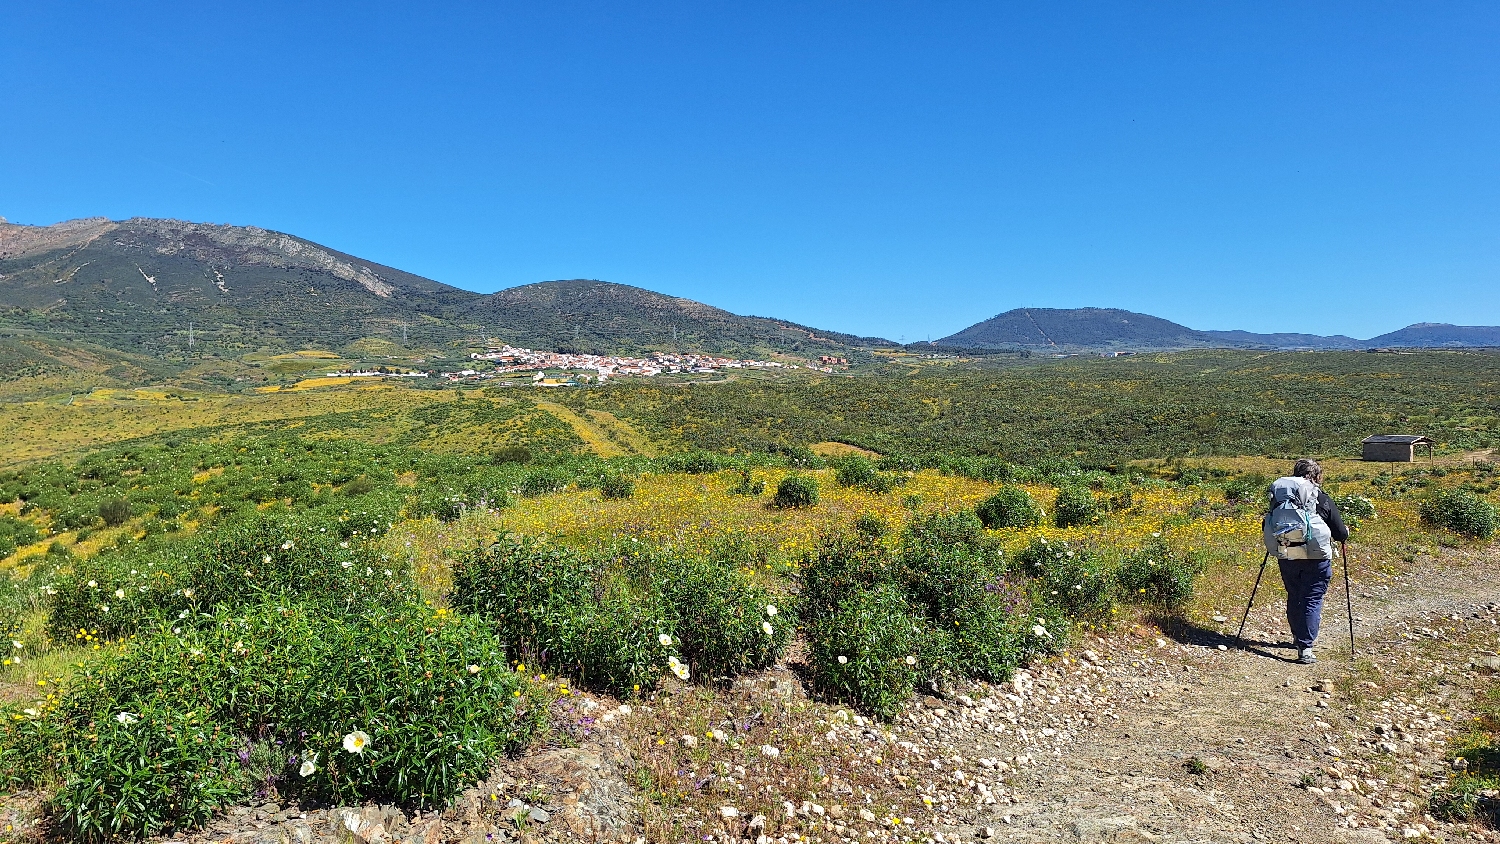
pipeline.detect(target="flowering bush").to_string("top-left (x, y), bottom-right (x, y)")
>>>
top-left (48, 701), bottom-right (247, 843)
top-left (11, 600), bottom-right (544, 840)
top-left (1332, 493), bottom-right (1377, 530)
top-left (649, 556), bottom-right (794, 681)
top-left (49, 512), bottom-right (413, 642)
top-left (46, 545), bottom-right (191, 641)
top-left (454, 536), bottom-right (792, 696)
top-left (191, 513), bottom-right (413, 611)
top-left (517, 469), bottom-right (569, 497)
top-left (1114, 537), bottom-right (1203, 610)
top-left (1012, 538), bottom-right (1115, 621)
top-left (0, 515), bottom-right (41, 560)
top-left (807, 584), bottom-right (922, 720)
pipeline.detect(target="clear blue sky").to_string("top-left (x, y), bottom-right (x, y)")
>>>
top-left (3, 2), bottom-right (1497, 341)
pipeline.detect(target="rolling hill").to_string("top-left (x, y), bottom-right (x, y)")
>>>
top-left (935, 307), bottom-right (1203, 350)
top-left (936, 307), bottom-right (1497, 352)
top-left (0, 217), bottom-right (881, 361)
top-left (470, 279), bottom-right (886, 357)
top-left (1365, 323), bottom-right (1500, 348)
top-left (4, 217), bottom-right (1496, 370)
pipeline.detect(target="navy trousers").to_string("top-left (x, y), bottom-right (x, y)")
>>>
top-left (1278, 559), bottom-right (1332, 650)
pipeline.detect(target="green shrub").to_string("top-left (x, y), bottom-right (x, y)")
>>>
top-left (975, 487), bottom-right (1044, 529)
top-left (1114, 537), bottom-right (1204, 610)
top-left (49, 702), bottom-right (248, 843)
top-left (0, 516), bottom-right (42, 559)
top-left (658, 452), bottom-right (733, 474)
top-left (416, 492), bottom-right (467, 523)
top-left (877, 454), bottom-right (923, 473)
top-left (599, 473), bottom-right (635, 500)
top-left (452, 535), bottom-right (592, 659)
top-left (1013, 538), bottom-right (1114, 620)
top-left (517, 469), bottom-right (569, 498)
top-left (1332, 493), bottom-right (1377, 530)
top-left (189, 514), bottom-right (413, 613)
top-left (98, 498), bottom-right (133, 528)
top-left (773, 475), bottom-right (819, 509)
top-left (29, 601), bottom-right (542, 823)
top-left (853, 513), bottom-right (888, 538)
top-left (727, 469), bottom-right (765, 497)
top-left (807, 584), bottom-right (923, 720)
top-left (453, 537), bottom-right (663, 696)
top-left (1224, 474), bottom-right (1269, 503)
top-left (833, 457), bottom-right (897, 493)
top-left (47, 514), bottom-right (412, 641)
top-left (1053, 487), bottom-right (1100, 528)
top-left (650, 557), bottom-right (793, 682)
top-left (937, 457), bottom-right (1015, 484)
top-left (455, 537), bottom-right (792, 696)
top-left (779, 446), bottom-right (826, 469)
top-left (902, 510), bottom-right (985, 552)
top-left (493, 445), bottom-right (533, 464)
top-left (1420, 489), bottom-right (1499, 539)
top-left (897, 551), bottom-right (1022, 682)
top-left (0, 704), bottom-right (68, 790)
top-left (46, 546), bottom-right (192, 641)
top-left (340, 475), bottom-right (376, 497)
top-left (800, 533), bottom-right (893, 622)
top-left (552, 581), bottom-right (670, 695)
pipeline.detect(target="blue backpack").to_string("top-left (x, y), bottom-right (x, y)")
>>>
top-left (1263, 476), bottom-right (1333, 560)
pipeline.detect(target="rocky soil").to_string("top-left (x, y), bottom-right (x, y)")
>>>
top-left (3, 549), bottom-right (1498, 844)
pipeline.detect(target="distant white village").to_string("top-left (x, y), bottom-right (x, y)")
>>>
top-left (324, 345), bottom-right (811, 385)
top-left (455, 345), bottom-right (796, 382)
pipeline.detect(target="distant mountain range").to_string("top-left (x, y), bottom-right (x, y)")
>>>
top-left (1, 217), bottom-right (1496, 367)
top-left (936, 307), bottom-right (1500, 352)
top-left (0, 217), bottom-right (882, 360)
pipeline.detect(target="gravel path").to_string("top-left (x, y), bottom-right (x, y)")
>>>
top-left (899, 547), bottom-right (1500, 844)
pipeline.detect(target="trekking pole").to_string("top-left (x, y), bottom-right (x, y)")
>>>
top-left (1236, 551), bottom-right (1272, 647)
top-left (1341, 541), bottom-right (1356, 659)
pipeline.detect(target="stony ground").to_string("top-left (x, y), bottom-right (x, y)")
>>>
top-left (4, 547), bottom-right (1498, 844)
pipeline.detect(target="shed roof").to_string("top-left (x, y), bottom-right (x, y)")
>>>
top-left (1362, 435), bottom-right (1434, 444)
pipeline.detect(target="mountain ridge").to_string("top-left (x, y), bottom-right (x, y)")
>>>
top-left (3, 216), bottom-right (1497, 359)
top-left (936, 307), bottom-right (1500, 351)
top-left (0, 217), bottom-right (882, 360)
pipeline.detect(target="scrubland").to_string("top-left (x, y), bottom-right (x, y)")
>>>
top-left (0, 352), bottom-right (1496, 842)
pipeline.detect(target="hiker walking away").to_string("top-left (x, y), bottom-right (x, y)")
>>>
top-left (1263, 459), bottom-right (1349, 664)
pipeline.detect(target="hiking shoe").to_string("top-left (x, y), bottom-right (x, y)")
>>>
top-left (1297, 648), bottom-right (1317, 664)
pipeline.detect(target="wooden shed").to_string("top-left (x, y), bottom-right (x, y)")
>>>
top-left (1361, 435), bottom-right (1434, 462)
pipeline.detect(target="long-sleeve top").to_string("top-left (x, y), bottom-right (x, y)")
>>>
top-left (1315, 489), bottom-right (1350, 544)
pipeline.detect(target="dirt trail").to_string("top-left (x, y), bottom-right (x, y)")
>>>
top-left (910, 548), bottom-right (1500, 844)
top-left (531, 399), bottom-right (629, 457)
